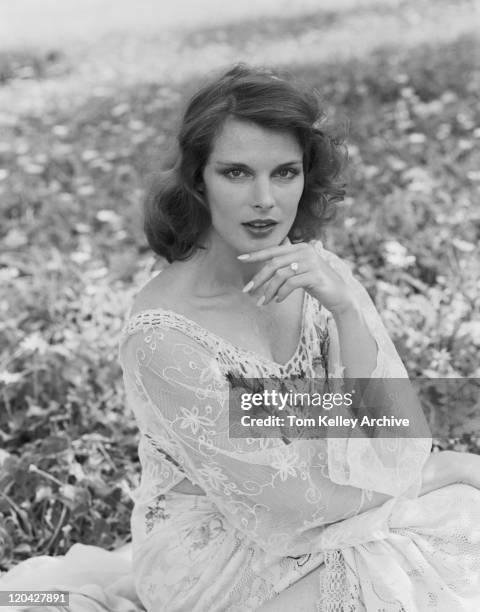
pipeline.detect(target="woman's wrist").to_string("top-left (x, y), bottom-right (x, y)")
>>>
top-left (330, 297), bottom-right (362, 321)
top-left (332, 300), bottom-right (378, 378)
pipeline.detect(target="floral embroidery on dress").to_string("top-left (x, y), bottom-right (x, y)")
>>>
top-left (145, 495), bottom-right (169, 534)
top-left (270, 446), bottom-right (300, 481)
top-left (196, 462), bottom-right (235, 494)
top-left (178, 405), bottom-right (215, 434)
top-left (188, 515), bottom-right (226, 552)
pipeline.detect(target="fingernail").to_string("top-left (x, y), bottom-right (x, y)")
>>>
top-left (242, 281), bottom-right (254, 293)
top-left (238, 254), bottom-right (250, 260)
top-left (256, 295), bottom-right (265, 307)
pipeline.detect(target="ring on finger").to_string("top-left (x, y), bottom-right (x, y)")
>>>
top-left (290, 261), bottom-right (299, 273)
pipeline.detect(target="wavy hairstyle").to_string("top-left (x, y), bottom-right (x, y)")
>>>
top-left (144, 63), bottom-right (347, 262)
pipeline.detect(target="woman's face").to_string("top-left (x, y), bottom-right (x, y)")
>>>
top-left (201, 117), bottom-right (304, 255)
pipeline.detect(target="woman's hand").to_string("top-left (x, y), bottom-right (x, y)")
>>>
top-left (238, 241), bottom-right (356, 316)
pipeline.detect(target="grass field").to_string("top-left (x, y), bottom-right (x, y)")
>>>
top-left (0, 0), bottom-right (479, 569)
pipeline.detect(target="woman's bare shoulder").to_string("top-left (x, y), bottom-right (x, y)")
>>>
top-left (129, 264), bottom-right (187, 317)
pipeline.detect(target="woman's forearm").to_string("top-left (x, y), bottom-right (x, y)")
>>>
top-left (332, 302), bottom-right (430, 433)
top-left (420, 450), bottom-right (480, 494)
top-left (332, 302), bottom-right (378, 378)
top-left (332, 304), bottom-right (480, 497)
top-left (419, 451), bottom-right (454, 495)
top-left (347, 451), bottom-right (466, 516)
top-left (356, 451), bottom-right (469, 515)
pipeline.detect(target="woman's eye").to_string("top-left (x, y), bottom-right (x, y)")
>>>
top-left (224, 168), bottom-right (247, 178)
top-left (277, 168), bottom-right (300, 179)
top-left (222, 168), bottom-right (300, 179)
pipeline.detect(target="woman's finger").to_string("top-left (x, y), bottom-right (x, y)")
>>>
top-left (243, 254), bottom-right (306, 295)
top-left (238, 241), bottom-right (308, 264)
top-left (271, 272), bottom-right (312, 304)
top-left (257, 266), bottom-right (300, 305)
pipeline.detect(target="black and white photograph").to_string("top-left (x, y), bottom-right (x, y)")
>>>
top-left (1, 1), bottom-right (480, 610)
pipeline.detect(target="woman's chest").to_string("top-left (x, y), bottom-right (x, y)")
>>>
top-left (187, 290), bottom-right (306, 365)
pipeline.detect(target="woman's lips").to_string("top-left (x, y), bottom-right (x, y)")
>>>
top-left (242, 222), bottom-right (277, 237)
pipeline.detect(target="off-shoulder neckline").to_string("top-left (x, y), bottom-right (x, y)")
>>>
top-left (123, 290), bottom-right (313, 370)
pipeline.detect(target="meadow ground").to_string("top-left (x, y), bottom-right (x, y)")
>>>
top-left (0, 0), bottom-right (479, 568)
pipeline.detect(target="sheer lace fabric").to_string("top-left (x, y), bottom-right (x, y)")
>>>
top-left (118, 241), bottom-right (480, 611)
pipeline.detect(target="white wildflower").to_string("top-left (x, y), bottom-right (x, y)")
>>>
top-left (20, 332), bottom-right (49, 355)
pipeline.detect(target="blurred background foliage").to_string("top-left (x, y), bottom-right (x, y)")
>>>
top-left (0, 0), bottom-right (479, 569)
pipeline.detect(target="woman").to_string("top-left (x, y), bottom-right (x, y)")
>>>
top-left (117, 64), bottom-right (480, 611)
top-left (1, 63), bottom-right (479, 612)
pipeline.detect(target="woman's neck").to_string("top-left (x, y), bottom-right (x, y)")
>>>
top-left (187, 232), bottom-right (264, 297)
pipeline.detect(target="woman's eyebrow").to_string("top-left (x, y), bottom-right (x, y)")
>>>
top-left (214, 160), bottom-right (303, 167)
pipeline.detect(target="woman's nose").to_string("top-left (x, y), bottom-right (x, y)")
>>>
top-left (252, 177), bottom-right (275, 209)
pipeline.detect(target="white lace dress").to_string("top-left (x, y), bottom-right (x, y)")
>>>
top-left (1, 244), bottom-right (479, 611)
top-left (117, 243), bottom-right (480, 611)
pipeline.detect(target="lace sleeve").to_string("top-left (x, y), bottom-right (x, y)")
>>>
top-left (311, 241), bottom-right (432, 498)
top-left (118, 322), bottom-right (408, 558)
top-left (313, 242), bottom-right (408, 379)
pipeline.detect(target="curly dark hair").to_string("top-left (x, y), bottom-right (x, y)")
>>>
top-left (144, 63), bottom-right (347, 263)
